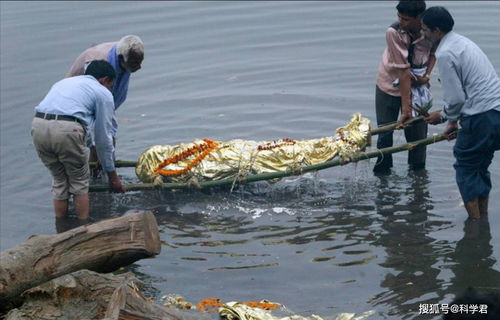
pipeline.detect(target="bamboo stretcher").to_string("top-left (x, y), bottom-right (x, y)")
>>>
top-left (89, 115), bottom-right (450, 193)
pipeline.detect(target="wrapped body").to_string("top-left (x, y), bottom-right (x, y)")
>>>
top-left (135, 114), bottom-right (371, 183)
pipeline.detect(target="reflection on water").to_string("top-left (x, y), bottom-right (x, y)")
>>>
top-left (447, 217), bottom-right (500, 297)
top-left (370, 170), bottom-right (451, 319)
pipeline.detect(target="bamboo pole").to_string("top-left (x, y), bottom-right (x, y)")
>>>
top-left (370, 115), bottom-right (425, 135)
top-left (89, 160), bottom-right (137, 168)
top-left (89, 115), bottom-right (429, 169)
top-left (89, 132), bottom-right (451, 193)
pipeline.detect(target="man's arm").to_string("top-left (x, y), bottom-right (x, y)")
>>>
top-left (424, 53), bottom-right (463, 139)
top-left (398, 68), bottom-right (413, 124)
top-left (384, 28), bottom-right (413, 124)
top-left (437, 53), bottom-right (466, 121)
top-left (94, 92), bottom-right (125, 193)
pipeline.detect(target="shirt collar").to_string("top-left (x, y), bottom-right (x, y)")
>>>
top-left (399, 27), bottom-right (425, 43)
top-left (437, 31), bottom-right (455, 53)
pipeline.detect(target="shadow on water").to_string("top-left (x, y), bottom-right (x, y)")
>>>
top-left (446, 216), bottom-right (500, 298)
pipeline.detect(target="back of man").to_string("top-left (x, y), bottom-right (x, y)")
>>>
top-left (422, 6), bottom-right (500, 220)
top-left (32, 60), bottom-right (124, 221)
top-left (436, 32), bottom-right (500, 119)
top-left (67, 42), bottom-right (116, 77)
top-left (66, 35), bottom-right (144, 175)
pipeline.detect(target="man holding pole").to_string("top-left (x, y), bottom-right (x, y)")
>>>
top-left (422, 6), bottom-right (500, 220)
top-left (32, 60), bottom-right (125, 221)
top-left (373, 0), bottom-right (436, 174)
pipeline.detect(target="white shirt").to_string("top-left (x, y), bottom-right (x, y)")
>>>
top-left (436, 32), bottom-right (500, 121)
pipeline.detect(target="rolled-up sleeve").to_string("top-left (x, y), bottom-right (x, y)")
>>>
top-left (94, 92), bottom-right (116, 172)
top-left (386, 28), bottom-right (410, 69)
top-left (438, 53), bottom-right (466, 121)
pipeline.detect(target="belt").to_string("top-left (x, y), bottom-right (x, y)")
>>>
top-left (35, 112), bottom-right (85, 126)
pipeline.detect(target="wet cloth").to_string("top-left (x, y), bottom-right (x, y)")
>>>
top-left (31, 117), bottom-right (90, 200)
top-left (219, 301), bottom-right (375, 320)
top-left (391, 67), bottom-right (433, 116)
top-left (410, 67), bottom-right (432, 115)
top-left (453, 110), bottom-right (500, 202)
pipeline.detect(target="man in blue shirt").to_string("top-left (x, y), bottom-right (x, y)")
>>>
top-left (67, 35), bottom-right (144, 175)
top-left (422, 7), bottom-right (500, 220)
top-left (32, 60), bottom-right (125, 221)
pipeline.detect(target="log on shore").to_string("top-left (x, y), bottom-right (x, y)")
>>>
top-left (0, 211), bottom-right (161, 309)
top-left (5, 270), bottom-right (210, 320)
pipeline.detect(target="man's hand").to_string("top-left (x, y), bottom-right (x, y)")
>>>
top-left (413, 74), bottom-right (430, 86)
top-left (107, 170), bottom-right (126, 193)
top-left (398, 107), bottom-right (413, 128)
top-left (443, 121), bottom-right (458, 140)
top-left (424, 111), bottom-right (443, 125)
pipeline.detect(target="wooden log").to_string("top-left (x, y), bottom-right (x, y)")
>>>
top-left (0, 212), bottom-right (161, 309)
top-left (5, 270), bottom-right (210, 320)
top-left (104, 280), bottom-right (206, 320)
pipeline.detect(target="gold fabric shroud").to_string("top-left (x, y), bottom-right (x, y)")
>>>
top-left (135, 113), bottom-right (371, 183)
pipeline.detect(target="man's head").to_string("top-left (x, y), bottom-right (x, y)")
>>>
top-left (117, 35), bottom-right (144, 73)
top-left (85, 60), bottom-right (116, 90)
top-left (421, 6), bottom-right (454, 44)
top-left (396, 0), bottom-right (426, 33)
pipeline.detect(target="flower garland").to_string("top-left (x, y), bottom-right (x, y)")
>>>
top-left (195, 298), bottom-right (280, 312)
top-left (257, 138), bottom-right (296, 151)
top-left (155, 138), bottom-right (219, 177)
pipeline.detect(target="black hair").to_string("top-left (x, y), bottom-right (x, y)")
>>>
top-left (396, 0), bottom-right (426, 18)
top-left (422, 6), bottom-right (454, 33)
top-left (84, 60), bottom-right (116, 81)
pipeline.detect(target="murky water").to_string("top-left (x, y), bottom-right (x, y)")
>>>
top-left (1, 2), bottom-right (499, 319)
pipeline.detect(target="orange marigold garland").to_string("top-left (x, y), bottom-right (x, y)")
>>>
top-left (155, 138), bottom-right (219, 177)
top-left (257, 138), bottom-right (296, 151)
top-left (195, 298), bottom-right (280, 312)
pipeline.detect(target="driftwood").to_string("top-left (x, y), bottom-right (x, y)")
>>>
top-left (5, 270), bottom-right (210, 320)
top-left (0, 211), bottom-right (161, 309)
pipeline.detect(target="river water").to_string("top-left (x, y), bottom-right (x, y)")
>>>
top-left (1, 1), bottom-right (499, 319)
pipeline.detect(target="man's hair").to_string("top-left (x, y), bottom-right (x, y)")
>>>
top-left (117, 35), bottom-right (144, 62)
top-left (396, 0), bottom-right (426, 18)
top-left (84, 60), bottom-right (116, 81)
top-left (421, 6), bottom-right (454, 33)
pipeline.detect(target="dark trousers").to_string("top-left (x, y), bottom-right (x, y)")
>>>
top-left (454, 109), bottom-right (500, 202)
top-left (374, 86), bottom-right (428, 172)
